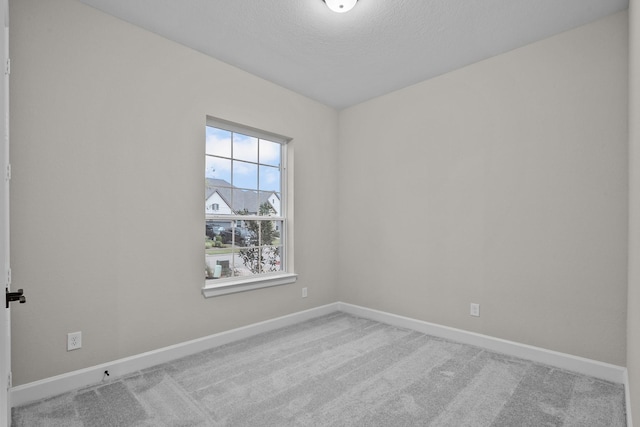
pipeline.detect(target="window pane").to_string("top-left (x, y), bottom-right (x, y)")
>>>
top-left (259, 219), bottom-right (275, 244)
top-left (205, 221), bottom-right (233, 277)
top-left (206, 127), bottom-right (231, 157)
top-left (206, 160), bottom-right (233, 215)
top-left (206, 156), bottom-right (231, 183)
top-left (205, 244), bottom-right (236, 279)
top-left (261, 246), bottom-right (282, 273)
top-left (259, 165), bottom-right (280, 193)
top-left (234, 245), bottom-right (281, 275)
top-left (233, 160), bottom-right (257, 191)
top-left (233, 133), bottom-right (258, 163)
top-left (255, 193), bottom-right (278, 217)
top-left (259, 139), bottom-right (281, 167)
top-left (232, 188), bottom-right (258, 214)
top-left (233, 250), bottom-right (256, 277)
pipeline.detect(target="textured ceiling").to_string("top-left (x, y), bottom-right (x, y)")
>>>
top-left (79, 0), bottom-right (628, 110)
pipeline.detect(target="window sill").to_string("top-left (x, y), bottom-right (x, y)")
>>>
top-left (201, 273), bottom-right (298, 298)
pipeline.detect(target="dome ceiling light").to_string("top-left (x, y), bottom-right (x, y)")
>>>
top-left (323, 0), bottom-right (358, 13)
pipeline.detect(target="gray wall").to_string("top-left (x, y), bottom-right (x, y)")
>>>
top-left (9, 0), bottom-right (631, 392)
top-left (338, 12), bottom-right (629, 366)
top-left (9, 0), bottom-right (339, 385)
top-left (628, 0), bottom-right (640, 421)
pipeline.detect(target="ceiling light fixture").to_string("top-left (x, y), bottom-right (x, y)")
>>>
top-left (323, 0), bottom-right (358, 13)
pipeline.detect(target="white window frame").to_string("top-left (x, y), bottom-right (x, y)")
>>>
top-left (202, 117), bottom-right (296, 298)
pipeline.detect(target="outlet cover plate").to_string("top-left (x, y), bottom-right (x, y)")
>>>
top-left (470, 303), bottom-right (480, 317)
top-left (67, 331), bottom-right (82, 351)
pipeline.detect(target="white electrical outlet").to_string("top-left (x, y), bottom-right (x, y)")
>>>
top-left (470, 303), bottom-right (480, 317)
top-left (302, 287), bottom-right (308, 298)
top-left (67, 331), bottom-right (82, 351)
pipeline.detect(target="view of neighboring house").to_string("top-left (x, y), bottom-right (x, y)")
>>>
top-left (205, 178), bottom-right (281, 216)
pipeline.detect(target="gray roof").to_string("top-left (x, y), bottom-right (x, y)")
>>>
top-left (206, 178), bottom-right (279, 214)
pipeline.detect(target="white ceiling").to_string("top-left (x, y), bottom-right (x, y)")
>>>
top-left (79, 0), bottom-right (628, 110)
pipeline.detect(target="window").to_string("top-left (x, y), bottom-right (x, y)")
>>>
top-left (203, 117), bottom-right (295, 297)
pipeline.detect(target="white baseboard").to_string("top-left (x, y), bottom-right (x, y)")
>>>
top-left (625, 369), bottom-right (634, 427)
top-left (11, 301), bottom-right (628, 411)
top-left (10, 302), bottom-right (340, 407)
top-left (337, 302), bottom-right (627, 384)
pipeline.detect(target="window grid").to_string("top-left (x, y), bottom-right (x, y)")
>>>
top-left (205, 120), bottom-right (288, 283)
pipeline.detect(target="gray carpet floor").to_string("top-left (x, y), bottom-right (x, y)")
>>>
top-left (12, 312), bottom-right (627, 426)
